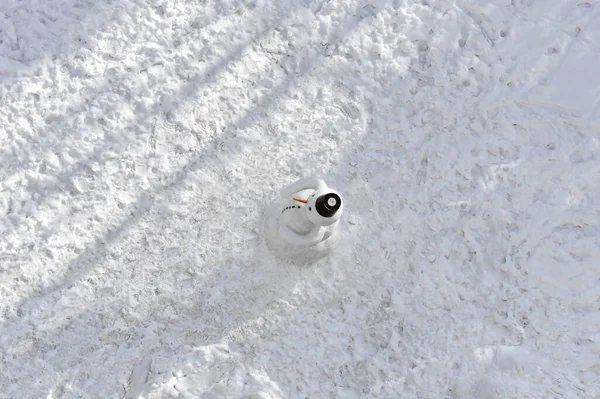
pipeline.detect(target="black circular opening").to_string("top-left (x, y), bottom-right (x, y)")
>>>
top-left (315, 193), bottom-right (341, 218)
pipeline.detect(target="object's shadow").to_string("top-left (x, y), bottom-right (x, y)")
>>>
top-left (0, 0), bottom-right (285, 252)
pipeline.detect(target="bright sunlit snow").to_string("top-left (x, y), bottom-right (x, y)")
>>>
top-left (1, 0), bottom-right (599, 398)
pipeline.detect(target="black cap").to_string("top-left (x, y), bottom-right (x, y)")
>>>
top-left (315, 193), bottom-right (341, 218)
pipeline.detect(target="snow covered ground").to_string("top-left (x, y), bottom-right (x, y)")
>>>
top-left (1, 0), bottom-right (599, 397)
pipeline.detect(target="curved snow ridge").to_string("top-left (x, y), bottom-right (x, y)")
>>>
top-left (138, 344), bottom-right (288, 399)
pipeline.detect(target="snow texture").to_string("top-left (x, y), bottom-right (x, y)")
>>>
top-left (0, 0), bottom-right (599, 398)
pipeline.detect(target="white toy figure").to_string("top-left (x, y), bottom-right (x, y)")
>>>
top-left (264, 177), bottom-right (343, 264)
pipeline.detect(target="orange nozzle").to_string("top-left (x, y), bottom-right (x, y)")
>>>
top-left (293, 198), bottom-right (308, 204)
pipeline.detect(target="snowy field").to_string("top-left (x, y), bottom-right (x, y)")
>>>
top-left (1, 0), bottom-right (599, 397)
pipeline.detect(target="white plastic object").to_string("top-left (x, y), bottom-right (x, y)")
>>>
top-left (264, 177), bottom-right (343, 264)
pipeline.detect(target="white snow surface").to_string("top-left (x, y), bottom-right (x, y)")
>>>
top-left (1, 0), bottom-right (599, 397)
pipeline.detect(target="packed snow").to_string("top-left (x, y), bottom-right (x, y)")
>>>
top-left (1, 0), bottom-right (599, 397)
